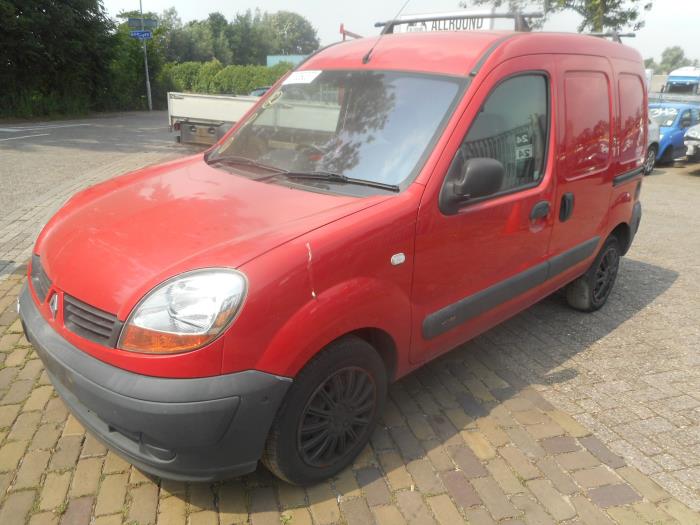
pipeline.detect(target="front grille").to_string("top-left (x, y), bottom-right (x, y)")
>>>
top-left (63, 294), bottom-right (122, 347)
top-left (30, 255), bottom-right (52, 302)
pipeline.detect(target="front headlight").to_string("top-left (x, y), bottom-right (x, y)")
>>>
top-left (118, 269), bottom-right (247, 354)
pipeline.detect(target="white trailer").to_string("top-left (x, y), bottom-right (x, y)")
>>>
top-left (167, 92), bottom-right (258, 145)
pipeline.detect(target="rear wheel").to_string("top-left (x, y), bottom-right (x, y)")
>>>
top-left (262, 336), bottom-right (387, 485)
top-left (643, 145), bottom-right (657, 175)
top-left (566, 236), bottom-right (620, 312)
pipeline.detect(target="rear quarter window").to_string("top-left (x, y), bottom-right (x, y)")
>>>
top-left (618, 74), bottom-right (645, 165)
top-left (564, 71), bottom-right (611, 178)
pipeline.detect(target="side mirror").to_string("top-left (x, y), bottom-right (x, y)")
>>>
top-left (439, 156), bottom-right (505, 215)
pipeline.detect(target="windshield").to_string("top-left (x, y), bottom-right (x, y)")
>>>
top-left (208, 70), bottom-right (464, 193)
top-left (666, 83), bottom-right (697, 95)
top-left (649, 106), bottom-right (678, 127)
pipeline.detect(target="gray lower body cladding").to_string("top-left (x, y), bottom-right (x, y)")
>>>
top-left (18, 284), bottom-right (291, 481)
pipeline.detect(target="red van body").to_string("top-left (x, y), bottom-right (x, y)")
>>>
top-left (20, 29), bottom-right (645, 483)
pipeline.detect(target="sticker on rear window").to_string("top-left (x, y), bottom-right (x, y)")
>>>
top-left (283, 70), bottom-right (322, 85)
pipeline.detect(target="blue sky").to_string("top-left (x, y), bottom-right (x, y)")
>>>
top-left (104, 0), bottom-right (700, 61)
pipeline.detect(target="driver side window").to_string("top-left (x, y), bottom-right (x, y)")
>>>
top-left (454, 74), bottom-right (549, 195)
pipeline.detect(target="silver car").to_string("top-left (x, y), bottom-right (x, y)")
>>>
top-left (685, 123), bottom-right (700, 162)
top-left (645, 118), bottom-right (661, 174)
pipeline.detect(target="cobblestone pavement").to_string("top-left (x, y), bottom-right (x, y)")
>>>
top-left (0, 112), bottom-right (196, 278)
top-left (0, 122), bottom-right (699, 524)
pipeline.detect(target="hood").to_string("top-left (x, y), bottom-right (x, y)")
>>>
top-left (36, 154), bottom-right (387, 318)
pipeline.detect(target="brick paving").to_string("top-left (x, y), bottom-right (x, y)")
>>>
top-left (0, 134), bottom-right (699, 523)
top-left (0, 151), bottom-right (181, 279)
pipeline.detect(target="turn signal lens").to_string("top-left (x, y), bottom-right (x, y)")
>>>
top-left (118, 269), bottom-right (246, 354)
top-left (118, 326), bottom-right (213, 354)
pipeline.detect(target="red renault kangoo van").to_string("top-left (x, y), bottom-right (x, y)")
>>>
top-left (20, 19), bottom-right (645, 484)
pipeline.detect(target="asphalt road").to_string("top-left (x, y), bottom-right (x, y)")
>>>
top-left (0, 112), bottom-right (194, 218)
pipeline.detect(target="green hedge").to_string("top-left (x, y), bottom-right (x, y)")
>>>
top-left (2, 60), bottom-right (294, 117)
top-left (161, 60), bottom-right (293, 96)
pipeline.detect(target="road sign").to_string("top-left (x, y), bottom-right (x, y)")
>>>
top-left (128, 17), bottom-right (157, 29)
top-left (130, 30), bottom-right (152, 40)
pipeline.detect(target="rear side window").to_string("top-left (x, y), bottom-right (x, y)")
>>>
top-left (457, 74), bottom-right (549, 194)
top-left (618, 74), bottom-right (645, 165)
top-left (564, 71), bottom-right (611, 177)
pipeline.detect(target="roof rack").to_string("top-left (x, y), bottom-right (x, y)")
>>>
top-left (375, 12), bottom-right (544, 34)
top-left (586, 31), bottom-right (635, 44)
top-left (339, 23), bottom-right (363, 41)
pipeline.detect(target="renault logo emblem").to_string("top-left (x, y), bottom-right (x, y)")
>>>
top-left (49, 293), bottom-right (59, 320)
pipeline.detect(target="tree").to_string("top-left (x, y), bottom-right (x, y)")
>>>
top-left (657, 46), bottom-right (692, 74)
top-left (228, 10), bottom-right (270, 65)
top-left (644, 57), bottom-right (658, 73)
top-left (0, 0), bottom-right (116, 116)
top-left (462, 0), bottom-right (653, 32)
top-left (262, 11), bottom-right (320, 55)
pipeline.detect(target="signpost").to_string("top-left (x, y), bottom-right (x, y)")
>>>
top-left (129, 30), bottom-right (152, 40)
top-left (127, 1), bottom-right (154, 111)
top-left (128, 17), bottom-right (158, 29)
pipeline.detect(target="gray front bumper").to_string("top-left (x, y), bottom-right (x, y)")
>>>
top-left (19, 284), bottom-right (291, 481)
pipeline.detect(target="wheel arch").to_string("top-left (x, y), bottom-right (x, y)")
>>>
top-left (251, 276), bottom-right (411, 381)
top-left (340, 328), bottom-right (398, 382)
top-left (609, 221), bottom-right (632, 255)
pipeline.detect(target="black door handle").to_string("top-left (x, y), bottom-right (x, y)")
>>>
top-left (560, 192), bottom-right (575, 222)
top-left (530, 200), bottom-right (550, 221)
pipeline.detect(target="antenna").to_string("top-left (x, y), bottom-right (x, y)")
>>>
top-left (363, 0), bottom-right (410, 64)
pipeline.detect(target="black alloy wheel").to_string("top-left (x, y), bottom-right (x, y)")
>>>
top-left (592, 245), bottom-right (619, 304)
top-left (565, 235), bottom-right (621, 312)
top-left (262, 336), bottom-right (387, 485)
top-left (298, 366), bottom-right (376, 467)
top-left (643, 146), bottom-right (657, 175)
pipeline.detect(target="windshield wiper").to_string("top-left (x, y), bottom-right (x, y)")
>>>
top-left (206, 155), bottom-right (286, 174)
top-left (264, 170), bottom-right (400, 192)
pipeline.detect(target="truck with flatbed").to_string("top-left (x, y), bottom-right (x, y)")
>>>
top-left (167, 92), bottom-right (258, 145)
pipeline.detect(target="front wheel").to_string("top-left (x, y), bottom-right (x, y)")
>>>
top-left (566, 236), bottom-right (621, 312)
top-left (643, 145), bottom-right (657, 175)
top-left (659, 146), bottom-right (674, 165)
top-left (262, 336), bottom-right (387, 485)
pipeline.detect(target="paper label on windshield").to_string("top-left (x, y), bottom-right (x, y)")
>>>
top-left (283, 70), bottom-right (322, 85)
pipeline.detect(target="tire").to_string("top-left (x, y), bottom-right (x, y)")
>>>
top-left (262, 336), bottom-right (387, 485)
top-left (643, 145), bottom-right (657, 175)
top-left (565, 235), bottom-right (621, 312)
top-left (659, 146), bottom-right (674, 165)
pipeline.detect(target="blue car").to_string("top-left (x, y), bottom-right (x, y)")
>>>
top-left (649, 103), bottom-right (700, 163)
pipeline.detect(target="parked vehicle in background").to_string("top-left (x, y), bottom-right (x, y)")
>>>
top-left (249, 86), bottom-right (271, 97)
top-left (648, 68), bottom-right (700, 105)
top-left (20, 22), bottom-right (646, 486)
top-left (649, 103), bottom-right (700, 163)
top-left (167, 92), bottom-right (257, 145)
top-left (685, 123), bottom-right (700, 162)
top-left (663, 66), bottom-right (700, 96)
top-left (645, 118), bottom-right (660, 174)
